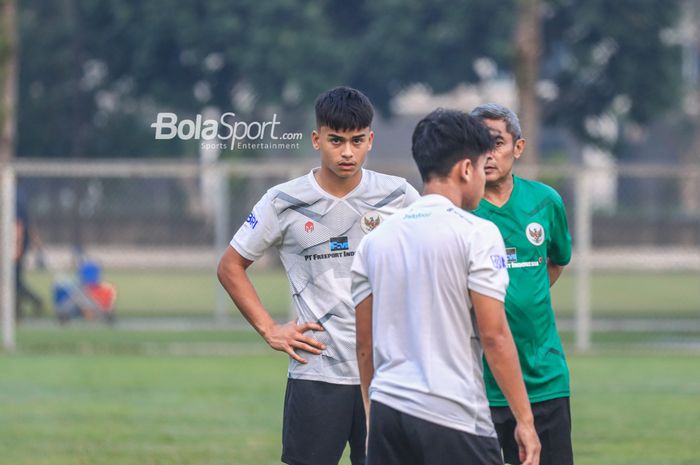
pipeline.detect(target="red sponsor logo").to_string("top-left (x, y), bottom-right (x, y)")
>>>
top-left (305, 221), bottom-right (314, 233)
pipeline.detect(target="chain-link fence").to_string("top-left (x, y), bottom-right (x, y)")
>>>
top-left (1, 159), bottom-right (699, 351)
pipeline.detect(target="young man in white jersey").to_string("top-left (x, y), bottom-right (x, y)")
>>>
top-left (351, 109), bottom-right (540, 465)
top-left (217, 86), bottom-right (420, 465)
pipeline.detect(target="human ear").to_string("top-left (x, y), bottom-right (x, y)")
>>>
top-left (460, 158), bottom-right (472, 182)
top-left (513, 138), bottom-right (526, 159)
top-left (311, 130), bottom-right (320, 150)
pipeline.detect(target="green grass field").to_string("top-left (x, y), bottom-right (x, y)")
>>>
top-left (11, 267), bottom-right (699, 464)
top-left (24, 268), bottom-right (700, 319)
top-left (1, 328), bottom-right (699, 465)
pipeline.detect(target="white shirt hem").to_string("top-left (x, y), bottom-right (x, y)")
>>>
top-left (288, 372), bottom-right (359, 385)
top-left (371, 392), bottom-right (496, 438)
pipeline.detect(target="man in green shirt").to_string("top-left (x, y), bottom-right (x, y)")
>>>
top-left (470, 103), bottom-right (573, 465)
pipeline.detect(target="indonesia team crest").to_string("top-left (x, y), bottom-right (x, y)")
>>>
top-left (360, 211), bottom-right (383, 234)
top-left (526, 222), bottom-right (545, 246)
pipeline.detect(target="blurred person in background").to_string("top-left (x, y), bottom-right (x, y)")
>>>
top-left (469, 103), bottom-right (574, 465)
top-left (15, 190), bottom-right (45, 320)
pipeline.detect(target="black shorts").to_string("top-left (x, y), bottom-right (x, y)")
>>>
top-left (282, 378), bottom-right (366, 465)
top-left (490, 396), bottom-right (573, 465)
top-left (367, 401), bottom-right (503, 465)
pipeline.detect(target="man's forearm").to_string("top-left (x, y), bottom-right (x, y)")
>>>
top-left (547, 260), bottom-right (565, 287)
top-left (217, 249), bottom-right (275, 338)
top-left (482, 330), bottom-right (533, 425)
top-left (355, 295), bottom-right (374, 417)
top-left (358, 350), bottom-right (373, 417)
top-left (218, 246), bottom-right (325, 364)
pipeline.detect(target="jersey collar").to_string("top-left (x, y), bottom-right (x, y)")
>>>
top-left (415, 193), bottom-right (456, 207)
top-left (479, 175), bottom-right (520, 211)
top-left (308, 168), bottom-right (367, 200)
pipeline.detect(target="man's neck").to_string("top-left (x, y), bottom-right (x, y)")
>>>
top-left (484, 174), bottom-right (515, 207)
top-left (423, 180), bottom-right (463, 208)
top-left (314, 168), bottom-right (362, 198)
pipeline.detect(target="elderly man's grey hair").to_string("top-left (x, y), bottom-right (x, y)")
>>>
top-left (469, 103), bottom-right (523, 142)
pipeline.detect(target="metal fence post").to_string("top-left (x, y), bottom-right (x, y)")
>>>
top-left (214, 163), bottom-right (231, 324)
top-left (1, 166), bottom-right (16, 352)
top-left (575, 166), bottom-right (592, 352)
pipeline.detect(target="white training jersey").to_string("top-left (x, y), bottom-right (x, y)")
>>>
top-left (351, 194), bottom-right (509, 437)
top-left (232, 168), bottom-right (420, 385)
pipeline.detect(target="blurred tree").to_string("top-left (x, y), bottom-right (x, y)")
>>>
top-left (14, 0), bottom-right (684, 159)
top-left (515, 0), bottom-right (542, 166)
top-left (0, 0), bottom-right (17, 164)
top-left (679, 0), bottom-right (700, 211)
top-left (17, 0), bottom-right (339, 157)
top-left (321, 0), bottom-right (514, 115)
top-left (541, 0), bottom-right (683, 151)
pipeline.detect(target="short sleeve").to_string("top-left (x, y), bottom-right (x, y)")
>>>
top-left (403, 182), bottom-right (421, 207)
top-left (548, 193), bottom-right (572, 266)
top-left (230, 192), bottom-right (282, 261)
top-left (467, 222), bottom-right (509, 302)
top-left (351, 237), bottom-right (373, 306)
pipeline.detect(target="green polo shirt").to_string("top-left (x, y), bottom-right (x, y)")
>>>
top-left (472, 175), bottom-right (572, 406)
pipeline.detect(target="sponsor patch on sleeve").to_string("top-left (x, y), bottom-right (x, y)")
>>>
top-left (245, 212), bottom-right (258, 229)
top-left (490, 255), bottom-right (507, 270)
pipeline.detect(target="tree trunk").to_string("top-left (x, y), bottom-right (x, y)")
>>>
top-left (680, 0), bottom-right (700, 213)
top-left (681, 92), bottom-right (700, 213)
top-left (0, 0), bottom-right (17, 165)
top-left (514, 0), bottom-right (542, 175)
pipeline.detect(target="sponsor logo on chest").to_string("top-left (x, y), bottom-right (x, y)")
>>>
top-left (504, 247), bottom-right (544, 269)
top-left (329, 236), bottom-right (349, 251)
top-left (304, 236), bottom-right (355, 261)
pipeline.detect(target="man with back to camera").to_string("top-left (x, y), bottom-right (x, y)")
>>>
top-left (217, 86), bottom-right (420, 465)
top-left (470, 103), bottom-right (574, 465)
top-left (352, 108), bottom-right (540, 465)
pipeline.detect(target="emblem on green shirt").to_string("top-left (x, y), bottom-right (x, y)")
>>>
top-left (526, 222), bottom-right (545, 246)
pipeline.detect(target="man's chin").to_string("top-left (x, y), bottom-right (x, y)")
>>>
top-left (334, 169), bottom-right (360, 179)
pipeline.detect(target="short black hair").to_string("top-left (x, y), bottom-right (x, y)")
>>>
top-left (315, 86), bottom-right (374, 131)
top-left (412, 108), bottom-right (494, 182)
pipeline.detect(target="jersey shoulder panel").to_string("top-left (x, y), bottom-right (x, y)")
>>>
top-left (265, 174), bottom-right (323, 213)
top-left (360, 170), bottom-right (415, 205)
top-left (364, 169), bottom-right (409, 189)
top-left (517, 176), bottom-right (564, 204)
top-left (445, 206), bottom-right (494, 232)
